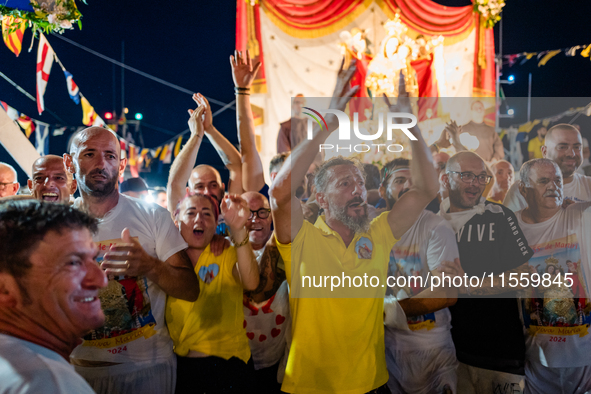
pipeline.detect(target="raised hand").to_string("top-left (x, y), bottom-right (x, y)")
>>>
top-left (220, 194), bottom-right (249, 231)
top-left (328, 58), bottom-right (359, 113)
top-left (230, 49), bottom-right (262, 89)
top-left (192, 93), bottom-right (213, 131)
top-left (187, 102), bottom-right (205, 138)
top-left (382, 70), bottom-right (413, 115)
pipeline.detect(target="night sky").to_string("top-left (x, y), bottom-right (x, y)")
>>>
top-left (1, 0), bottom-right (590, 187)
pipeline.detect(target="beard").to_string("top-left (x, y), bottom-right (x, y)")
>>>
top-left (332, 197), bottom-right (370, 233)
top-left (79, 168), bottom-right (118, 197)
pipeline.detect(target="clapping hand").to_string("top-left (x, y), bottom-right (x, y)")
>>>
top-left (230, 49), bottom-right (262, 89)
top-left (187, 102), bottom-right (205, 138)
top-left (221, 194), bottom-right (249, 231)
top-left (192, 93), bottom-right (213, 131)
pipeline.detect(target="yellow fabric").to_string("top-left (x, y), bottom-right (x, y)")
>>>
top-left (486, 197), bottom-right (502, 204)
top-left (528, 136), bottom-right (545, 159)
top-left (81, 96), bottom-right (97, 126)
top-left (276, 212), bottom-right (398, 394)
top-left (165, 245), bottom-right (250, 362)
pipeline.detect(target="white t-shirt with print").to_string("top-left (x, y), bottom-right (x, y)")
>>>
top-left (516, 202), bottom-right (591, 368)
top-left (71, 194), bottom-right (188, 363)
top-left (384, 210), bottom-right (459, 352)
top-left (504, 172), bottom-right (591, 212)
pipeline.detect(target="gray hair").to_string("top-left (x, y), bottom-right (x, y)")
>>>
top-left (0, 162), bottom-right (18, 182)
top-left (519, 158), bottom-right (561, 187)
top-left (314, 156), bottom-right (365, 194)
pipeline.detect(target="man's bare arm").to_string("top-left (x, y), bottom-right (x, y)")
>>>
top-left (154, 250), bottom-right (200, 301)
top-left (167, 105), bottom-right (206, 213)
top-left (231, 50), bottom-right (266, 192)
top-left (194, 93), bottom-right (243, 195)
top-left (386, 88), bottom-right (439, 239)
top-left (270, 60), bottom-right (359, 243)
top-left (398, 269), bottom-right (457, 317)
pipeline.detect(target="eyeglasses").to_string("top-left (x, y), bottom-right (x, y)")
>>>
top-left (447, 171), bottom-right (492, 185)
top-left (249, 208), bottom-right (271, 219)
top-left (0, 182), bottom-right (16, 190)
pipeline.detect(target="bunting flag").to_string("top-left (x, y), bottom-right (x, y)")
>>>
top-left (35, 122), bottom-right (50, 156)
top-left (160, 141), bottom-right (175, 164)
top-left (538, 50), bottom-right (561, 67)
top-left (36, 33), bottom-right (55, 115)
top-left (506, 43), bottom-right (591, 67)
top-left (0, 101), bottom-right (19, 120)
top-left (52, 126), bottom-right (67, 136)
top-left (174, 136), bottom-right (183, 157)
top-left (1, 16), bottom-right (26, 57)
top-left (63, 70), bottom-right (81, 104)
top-left (17, 113), bottom-right (35, 138)
top-left (81, 96), bottom-right (97, 126)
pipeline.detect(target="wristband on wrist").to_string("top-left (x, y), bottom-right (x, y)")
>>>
top-left (235, 92), bottom-right (250, 96)
top-left (231, 232), bottom-right (249, 248)
top-left (234, 87), bottom-right (250, 92)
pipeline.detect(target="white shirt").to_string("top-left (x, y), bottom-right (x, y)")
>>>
top-left (243, 280), bottom-right (291, 370)
top-left (504, 172), bottom-right (591, 212)
top-left (384, 210), bottom-right (459, 351)
top-left (0, 334), bottom-right (95, 394)
top-left (516, 202), bottom-right (591, 368)
top-left (71, 194), bottom-right (188, 363)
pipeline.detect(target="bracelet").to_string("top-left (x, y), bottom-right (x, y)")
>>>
top-left (235, 92), bottom-right (250, 96)
top-left (231, 232), bottom-right (250, 248)
top-left (234, 87), bottom-right (250, 92)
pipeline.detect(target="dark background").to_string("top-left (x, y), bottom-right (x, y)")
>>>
top-left (1, 0), bottom-right (590, 187)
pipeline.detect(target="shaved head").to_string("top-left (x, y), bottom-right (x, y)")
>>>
top-left (0, 162), bottom-right (19, 197)
top-left (188, 165), bottom-right (224, 203)
top-left (29, 155), bottom-right (76, 203)
top-left (242, 191), bottom-right (270, 209)
top-left (446, 151), bottom-right (485, 173)
top-left (241, 191), bottom-right (272, 248)
top-left (542, 124), bottom-right (583, 178)
top-left (70, 127), bottom-right (120, 157)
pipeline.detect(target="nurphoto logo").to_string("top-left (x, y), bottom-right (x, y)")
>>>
top-left (303, 106), bottom-right (417, 153)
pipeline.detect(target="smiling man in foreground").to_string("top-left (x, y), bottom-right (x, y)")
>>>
top-left (0, 200), bottom-right (107, 393)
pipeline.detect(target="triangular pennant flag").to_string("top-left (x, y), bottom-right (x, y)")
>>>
top-left (0, 100), bottom-right (19, 121)
top-left (138, 148), bottom-right (149, 165)
top-left (63, 70), bottom-right (80, 104)
top-left (93, 115), bottom-right (106, 127)
top-left (565, 46), bottom-right (581, 57)
top-left (128, 144), bottom-right (137, 166)
top-left (36, 33), bottom-right (55, 115)
top-left (35, 121), bottom-right (50, 156)
top-left (17, 114), bottom-right (35, 138)
top-left (52, 126), bottom-right (67, 136)
top-left (536, 51), bottom-right (548, 60)
top-left (159, 143), bottom-right (169, 161)
top-left (162, 141), bottom-right (175, 164)
top-left (538, 50), bottom-right (562, 67)
top-left (174, 136), bottom-right (183, 157)
top-left (2, 16), bottom-right (26, 57)
top-left (581, 44), bottom-right (591, 58)
top-left (81, 96), bottom-right (97, 126)
top-left (585, 105), bottom-right (591, 117)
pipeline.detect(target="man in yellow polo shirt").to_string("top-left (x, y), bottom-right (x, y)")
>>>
top-left (269, 65), bottom-right (439, 393)
top-left (528, 124), bottom-right (547, 160)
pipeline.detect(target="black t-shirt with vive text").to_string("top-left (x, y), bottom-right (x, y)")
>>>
top-left (449, 201), bottom-right (533, 373)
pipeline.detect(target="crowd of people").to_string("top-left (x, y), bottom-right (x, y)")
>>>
top-left (1, 50), bottom-right (590, 394)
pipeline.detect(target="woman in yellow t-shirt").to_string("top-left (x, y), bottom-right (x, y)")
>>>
top-left (166, 193), bottom-right (259, 393)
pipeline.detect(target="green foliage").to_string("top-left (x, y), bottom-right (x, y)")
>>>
top-left (0, 0), bottom-right (85, 34)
